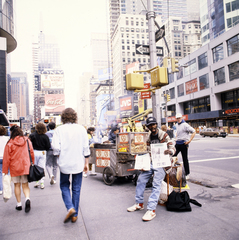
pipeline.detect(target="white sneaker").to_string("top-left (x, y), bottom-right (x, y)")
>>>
top-left (40, 183), bottom-right (45, 189)
top-left (127, 203), bottom-right (144, 212)
top-left (186, 175), bottom-right (190, 180)
top-left (83, 172), bottom-right (87, 178)
top-left (53, 180), bottom-right (56, 184)
top-left (0, 190), bottom-right (2, 195)
top-left (89, 172), bottom-right (97, 176)
top-left (142, 210), bottom-right (156, 221)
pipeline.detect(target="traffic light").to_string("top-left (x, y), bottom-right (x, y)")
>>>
top-left (126, 73), bottom-right (144, 90)
top-left (167, 94), bottom-right (170, 102)
top-left (171, 58), bottom-right (179, 72)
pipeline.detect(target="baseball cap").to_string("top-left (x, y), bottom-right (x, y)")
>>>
top-left (146, 117), bottom-right (157, 126)
top-left (176, 113), bottom-right (182, 118)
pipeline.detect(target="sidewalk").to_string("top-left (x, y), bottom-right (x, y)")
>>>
top-left (1, 170), bottom-right (239, 240)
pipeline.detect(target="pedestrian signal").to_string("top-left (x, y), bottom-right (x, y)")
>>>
top-left (150, 66), bottom-right (168, 87)
top-left (171, 58), bottom-right (179, 72)
top-left (126, 73), bottom-right (144, 90)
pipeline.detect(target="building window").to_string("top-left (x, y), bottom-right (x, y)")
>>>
top-left (226, 2), bottom-right (231, 12)
top-left (169, 88), bottom-right (175, 99)
top-left (168, 73), bottom-right (174, 84)
top-left (184, 58), bottom-right (197, 76)
top-left (228, 61), bottom-right (239, 81)
top-left (214, 67), bottom-right (225, 86)
top-left (122, 39), bottom-right (124, 44)
top-left (227, 34), bottom-right (239, 56)
top-left (127, 46), bottom-right (130, 50)
top-left (126, 20), bottom-right (129, 25)
top-left (198, 52), bottom-right (208, 70)
top-left (184, 97), bottom-right (210, 114)
top-left (131, 21), bottom-right (134, 26)
top-left (199, 74), bottom-right (209, 90)
top-left (212, 44), bottom-right (224, 63)
top-left (122, 46), bottom-right (125, 50)
top-left (221, 89), bottom-right (239, 109)
top-left (177, 84), bottom-right (184, 97)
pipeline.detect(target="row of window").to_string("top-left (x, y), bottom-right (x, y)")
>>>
top-left (226, 0), bottom-right (239, 13)
top-left (125, 20), bottom-right (145, 26)
top-left (177, 34), bottom-right (239, 80)
top-left (169, 61), bottom-right (239, 100)
top-left (120, 27), bottom-right (147, 33)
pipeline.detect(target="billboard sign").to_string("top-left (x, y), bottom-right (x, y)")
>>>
top-left (126, 61), bottom-right (139, 74)
top-left (98, 68), bottom-right (113, 81)
top-left (185, 78), bottom-right (198, 95)
top-left (119, 95), bottom-right (133, 111)
top-left (45, 94), bottom-right (65, 113)
top-left (41, 74), bottom-right (64, 90)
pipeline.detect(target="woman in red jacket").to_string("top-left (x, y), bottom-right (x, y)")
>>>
top-left (2, 125), bottom-right (34, 213)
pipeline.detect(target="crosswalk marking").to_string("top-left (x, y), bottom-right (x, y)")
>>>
top-left (189, 156), bottom-right (239, 163)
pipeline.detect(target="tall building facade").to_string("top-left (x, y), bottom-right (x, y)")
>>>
top-left (9, 72), bottom-right (29, 119)
top-left (0, 0), bottom-right (17, 113)
top-left (32, 32), bottom-right (64, 123)
top-left (161, 24), bottom-right (239, 132)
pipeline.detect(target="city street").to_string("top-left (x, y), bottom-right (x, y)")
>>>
top-left (0, 135), bottom-right (239, 240)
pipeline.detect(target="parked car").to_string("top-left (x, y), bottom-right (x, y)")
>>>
top-left (200, 128), bottom-right (227, 138)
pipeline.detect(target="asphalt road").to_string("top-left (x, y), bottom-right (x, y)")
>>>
top-left (0, 134), bottom-right (239, 240)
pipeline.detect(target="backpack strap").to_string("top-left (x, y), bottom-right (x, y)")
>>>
top-left (189, 199), bottom-right (202, 207)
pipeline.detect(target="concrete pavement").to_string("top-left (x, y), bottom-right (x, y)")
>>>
top-left (1, 166), bottom-right (239, 240)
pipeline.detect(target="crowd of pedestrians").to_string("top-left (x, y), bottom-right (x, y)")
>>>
top-left (0, 109), bottom-right (195, 223)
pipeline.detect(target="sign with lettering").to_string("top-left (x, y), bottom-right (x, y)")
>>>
top-left (135, 44), bottom-right (163, 56)
top-left (119, 96), bottom-right (133, 111)
top-left (96, 149), bottom-right (110, 168)
top-left (140, 83), bottom-right (151, 99)
top-left (45, 94), bottom-right (65, 113)
top-left (185, 78), bottom-right (198, 95)
top-left (41, 74), bottom-right (64, 90)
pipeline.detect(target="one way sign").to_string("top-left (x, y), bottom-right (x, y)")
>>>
top-left (155, 25), bottom-right (165, 42)
top-left (135, 44), bottom-right (163, 57)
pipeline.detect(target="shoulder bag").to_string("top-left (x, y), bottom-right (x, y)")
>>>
top-left (27, 140), bottom-right (45, 182)
top-left (166, 190), bottom-right (202, 212)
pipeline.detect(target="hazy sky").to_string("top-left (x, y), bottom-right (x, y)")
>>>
top-left (10, 0), bottom-right (108, 111)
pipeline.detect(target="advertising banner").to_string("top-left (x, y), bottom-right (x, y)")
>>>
top-left (185, 78), bottom-right (198, 95)
top-left (119, 95), bottom-right (134, 118)
top-left (98, 68), bottom-right (113, 81)
top-left (41, 74), bottom-right (64, 90)
top-left (45, 94), bottom-right (65, 113)
top-left (126, 61), bottom-right (139, 74)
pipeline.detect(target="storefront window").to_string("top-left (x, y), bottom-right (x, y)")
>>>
top-left (221, 90), bottom-right (239, 109)
top-left (177, 83), bottom-right (184, 97)
top-left (167, 105), bottom-right (176, 116)
top-left (199, 74), bottom-right (209, 90)
top-left (214, 67), bottom-right (225, 86)
top-left (227, 34), bottom-right (239, 56)
top-left (198, 52), bottom-right (208, 70)
top-left (228, 61), bottom-right (239, 81)
top-left (212, 44), bottom-right (224, 63)
top-left (183, 96), bottom-right (210, 114)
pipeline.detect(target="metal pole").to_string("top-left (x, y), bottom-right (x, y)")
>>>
top-left (147, 0), bottom-right (161, 125)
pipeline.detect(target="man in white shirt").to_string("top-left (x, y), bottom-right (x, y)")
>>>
top-left (0, 125), bottom-right (9, 195)
top-left (52, 108), bottom-right (90, 223)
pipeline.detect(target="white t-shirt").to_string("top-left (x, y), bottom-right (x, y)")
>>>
top-left (0, 136), bottom-right (9, 158)
top-left (52, 123), bottom-right (90, 174)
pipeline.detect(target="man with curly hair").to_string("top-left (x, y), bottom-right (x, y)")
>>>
top-left (52, 108), bottom-right (90, 223)
top-left (29, 123), bottom-right (51, 189)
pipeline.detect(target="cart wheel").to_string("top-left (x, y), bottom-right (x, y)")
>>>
top-left (102, 167), bottom-right (115, 185)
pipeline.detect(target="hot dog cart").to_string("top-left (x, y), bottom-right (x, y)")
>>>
top-left (89, 132), bottom-right (149, 185)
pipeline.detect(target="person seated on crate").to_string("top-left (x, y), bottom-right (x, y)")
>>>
top-left (108, 125), bottom-right (120, 144)
top-left (127, 116), bottom-right (176, 222)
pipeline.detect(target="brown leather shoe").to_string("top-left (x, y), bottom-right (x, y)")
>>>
top-left (64, 208), bottom-right (76, 223)
top-left (71, 216), bottom-right (78, 223)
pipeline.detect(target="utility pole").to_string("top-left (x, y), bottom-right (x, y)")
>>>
top-left (147, 0), bottom-right (161, 125)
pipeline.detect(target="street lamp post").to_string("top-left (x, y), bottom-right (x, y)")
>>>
top-left (147, 0), bottom-right (161, 125)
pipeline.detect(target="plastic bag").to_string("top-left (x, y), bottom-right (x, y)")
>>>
top-left (159, 181), bottom-right (173, 204)
top-left (3, 174), bottom-right (12, 202)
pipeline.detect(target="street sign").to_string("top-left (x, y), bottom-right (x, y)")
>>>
top-left (155, 25), bottom-right (165, 42)
top-left (140, 83), bottom-right (151, 99)
top-left (135, 44), bottom-right (163, 56)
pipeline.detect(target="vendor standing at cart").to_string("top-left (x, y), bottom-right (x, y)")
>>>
top-left (108, 125), bottom-right (120, 144)
top-left (127, 116), bottom-right (175, 222)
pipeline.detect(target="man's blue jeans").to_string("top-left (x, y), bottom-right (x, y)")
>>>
top-left (135, 164), bottom-right (165, 211)
top-left (60, 172), bottom-right (83, 217)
